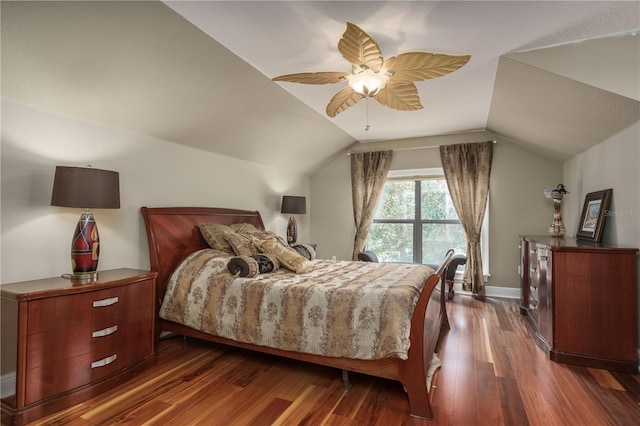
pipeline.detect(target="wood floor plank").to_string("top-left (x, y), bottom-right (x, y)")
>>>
top-left (486, 324), bottom-right (515, 380)
top-left (452, 351), bottom-right (478, 425)
top-left (475, 359), bottom-right (504, 426)
top-left (569, 364), bottom-right (640, 425)
top-left (273, 381), bottom-right (344, 425)
top-left (496, 376), bottom-right (529, 426)
top-left (330, 373), bottom-right (374, 418)
top-left (612, 370), bottom-right (640, 398)
top-left (588, 368), bottom-right (626, 391)
top-left (245, 397), bottom-right (292, 426)
top-left (429, 337), bottom-right (457, 412)
top-left (491, 298), bottom-right (515, 332)
top-left (476, 317), bottom-right (494, 364)
top-left (544, 361), bottom-right (607, 425)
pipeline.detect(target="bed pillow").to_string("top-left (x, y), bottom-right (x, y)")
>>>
top-left (227, 253), bottom-right (279, 277)
top-left (249, 230), bottom-right (289, 248)
top-left (291, 243), bottom-right (316, 260)
top-left (229, 223), bottom-right (259, 234)
top-left (223, 231), bottom-right (258, 257)
top-left (252, 237), bottom-right (312, 274)
top-left (198, 223), bottom-right (235, 253)
top-left (227, 255), bottom-right (259, 277)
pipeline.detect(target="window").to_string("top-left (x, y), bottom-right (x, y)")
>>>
top-left (367, 168), bottom-right (488, 271)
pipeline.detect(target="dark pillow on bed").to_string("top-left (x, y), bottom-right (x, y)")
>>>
top-left (198, 223), bottom-right (235, 253)
top-left (227, 255), bottom-right (260, 277)
top-left (227, 253), bottom-right (279, 277)
top-left (291, 243), bottom-right (316, 260)
top-left (223, 231), bottom-right (258, 257)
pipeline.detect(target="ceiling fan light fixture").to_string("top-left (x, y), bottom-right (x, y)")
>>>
top-left (272, 22), bottom-right (470, 117)
top-left (348, 70), bottom-right (387, 97)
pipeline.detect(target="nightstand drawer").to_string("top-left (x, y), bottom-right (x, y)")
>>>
top-left (26, 322), bottom-right (120, 370)
top-left (27, 287), bottom-right (123, 334)
top-left (25, 349), bottom-right (122, 404)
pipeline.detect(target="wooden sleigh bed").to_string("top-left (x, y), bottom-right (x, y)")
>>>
top-left (141, 206), bottom-right (453, 419)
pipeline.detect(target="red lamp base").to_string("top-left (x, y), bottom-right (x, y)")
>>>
top-left (71, 211), bottom-right (100, 281)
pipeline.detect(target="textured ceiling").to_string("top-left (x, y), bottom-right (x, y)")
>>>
top-left (2, 1), bottom-right (639, 174)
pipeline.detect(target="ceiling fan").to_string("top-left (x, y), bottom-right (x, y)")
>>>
top-left (272, 22), bottom-right (471, 117)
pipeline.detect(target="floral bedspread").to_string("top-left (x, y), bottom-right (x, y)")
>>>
top-left (160, 249), bottom-right (435, 360)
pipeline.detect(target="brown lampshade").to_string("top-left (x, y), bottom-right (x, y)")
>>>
top-left (51, 166), bottom-right (120, 209)
top-left (281, 196), bottom-right (306, 215)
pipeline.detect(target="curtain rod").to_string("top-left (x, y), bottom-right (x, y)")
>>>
top-left (347, 140), bottom-right (496, 155)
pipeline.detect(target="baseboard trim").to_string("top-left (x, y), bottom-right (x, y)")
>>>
top-left (0, 372), bottom-right (16, 398)
top-left (451, 283), bottom-right (520, 299)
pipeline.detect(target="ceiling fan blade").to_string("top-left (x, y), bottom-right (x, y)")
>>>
top-left (326, 86), bottom-right (363, 117)
top-left (338, 22), bottom-right (383, 72)
top-left (383, 52), bottom-right (471, 83)
top-left (272, 71), bottom-right (350, 84)
top-left (375, 82), bottom-right (423, 111)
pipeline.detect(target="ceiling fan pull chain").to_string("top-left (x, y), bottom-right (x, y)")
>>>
top-left (365, 98), bottom-right (370, 131)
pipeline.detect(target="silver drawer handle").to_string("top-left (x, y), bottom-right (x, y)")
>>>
top-left (92, 325), bottom-right (118, 338)
top-left (91, 354), bottom-right (117, 369)
top-left (93, 297), bottom-right (118, 307)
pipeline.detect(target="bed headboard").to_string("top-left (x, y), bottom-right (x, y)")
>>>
top-left (140, 206), bottom-right (265, 301)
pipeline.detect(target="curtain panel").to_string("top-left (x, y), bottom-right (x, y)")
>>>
top-left (350, 150), bottom-right (393, 260)
top-left (440, 141), bottom-right (493, 295)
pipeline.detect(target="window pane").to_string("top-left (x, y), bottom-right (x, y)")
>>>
top-left (421, 179), bottom-right (458, 220)
top-left (375, 180), bottom-right (415, 220)
top-left (421, 223), bottom-right (466, 265)
top-left (367, 223), bottom-right (413, 263)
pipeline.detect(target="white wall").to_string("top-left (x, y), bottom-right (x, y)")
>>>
top-left (0, 99), bottom-right (311, 284)
top-left (310, 131), bottom-right (563, 290)
top-left (563, 122), bottom-right (640, 245)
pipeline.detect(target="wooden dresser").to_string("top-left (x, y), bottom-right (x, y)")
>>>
top-left (519, 236), bottom-right (638, 373)
top-left (0, 268), bottom-right (157, 425)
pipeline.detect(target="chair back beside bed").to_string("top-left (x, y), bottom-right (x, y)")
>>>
top-left (140, 206), bottom-right (265, 306)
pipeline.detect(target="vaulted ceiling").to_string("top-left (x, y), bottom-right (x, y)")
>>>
top-left (2, 1), bottom-right (639, 174)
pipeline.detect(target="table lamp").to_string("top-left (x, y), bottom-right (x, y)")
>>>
top-left (51, 165), bottom-right (120, 282)
top-left (281, 195), bottom-right (306, 244)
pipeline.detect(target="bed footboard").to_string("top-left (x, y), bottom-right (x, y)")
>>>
top-left (401, 249), bottom-right (453, 419)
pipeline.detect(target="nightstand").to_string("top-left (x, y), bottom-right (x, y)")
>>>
top-left (0, 268), bottom-right (157, 425)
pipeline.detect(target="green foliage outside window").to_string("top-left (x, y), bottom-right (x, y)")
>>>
top-left (367, 178), bottom-right (467, 265)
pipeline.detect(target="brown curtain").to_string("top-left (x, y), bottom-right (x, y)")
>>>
top-left (440, 142), bottom-right (493, 295)
top-left (350, 150), bottom-right (393, 260)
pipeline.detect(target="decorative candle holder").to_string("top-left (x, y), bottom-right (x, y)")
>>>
top-left (545, 184), bottom-right (568, 237)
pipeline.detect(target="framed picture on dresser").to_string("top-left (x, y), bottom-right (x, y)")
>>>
top-left (577, 189), bottom-right (612, 243)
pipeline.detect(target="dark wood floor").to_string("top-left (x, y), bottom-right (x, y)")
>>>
top-left (25, 296), bottom-right (640, 425)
